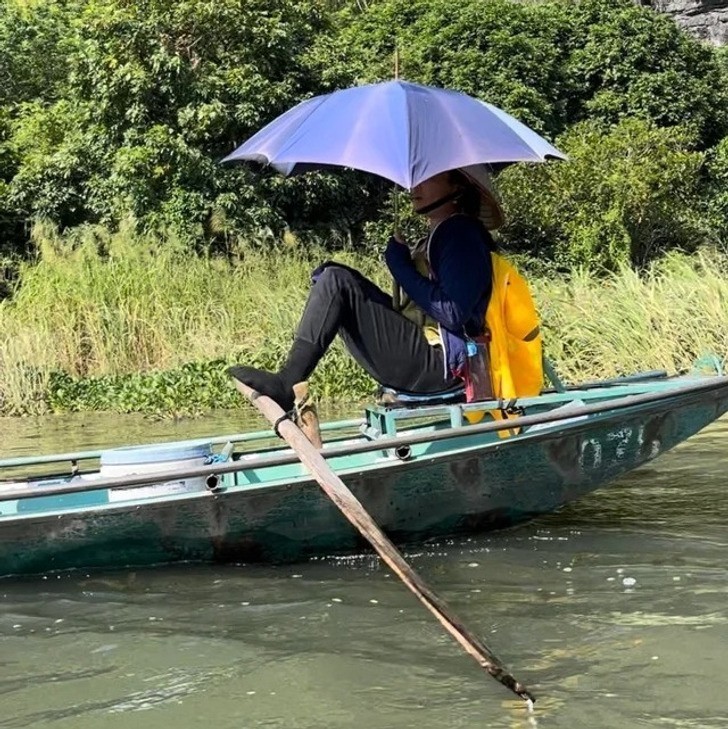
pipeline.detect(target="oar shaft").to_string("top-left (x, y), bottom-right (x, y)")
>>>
top-left (236, 381), bottom-right (534, 704)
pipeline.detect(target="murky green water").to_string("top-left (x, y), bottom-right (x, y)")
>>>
top-left (0, 411), bottom-right (727, 728)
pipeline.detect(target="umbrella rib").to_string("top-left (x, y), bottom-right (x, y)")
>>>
top-left (402, 81), bottom-right (413, 189)
top-left (266, 96), bottom-right (332, 166)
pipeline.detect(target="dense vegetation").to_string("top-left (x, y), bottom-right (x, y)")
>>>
top-left (2, 0), bottom-right (727, 265)
top-left (0, 0), bottom-right (727, 414)
top-left (1, 224), bottom-right (726, 416)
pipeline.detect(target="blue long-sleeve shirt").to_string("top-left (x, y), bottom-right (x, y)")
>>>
top-left (385, 214), bottom-right (493, 378)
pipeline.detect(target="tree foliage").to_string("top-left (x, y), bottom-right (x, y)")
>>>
top-left (310, 0), bottom-right (728, 266)
top-left (0, 0), bottom-right (375, 249)
top-left (0, 0), bottom-right (726, 266)
top-left (498, 118), bottom-right (707, 270)
top-left (312, 0), bottom-right (728, 141)
top-left (705, 136), bottom-right (728, 248)
top-left (309, 0), bottom-right (574, 134)
top-left (563, 0), bottom-right (728, 144)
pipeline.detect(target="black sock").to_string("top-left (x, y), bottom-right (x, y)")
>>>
top-left (278, 339), bottom-right (321, 389)
top-left (228, 366), bottom-right (295, 411)
top-left (229, 339), bottom-right (322, 412)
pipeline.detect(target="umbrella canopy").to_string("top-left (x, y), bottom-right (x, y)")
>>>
top-left (222, 80), bottom-right (566, 189)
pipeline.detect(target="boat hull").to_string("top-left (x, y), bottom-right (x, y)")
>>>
top-left (1, 378), bottom-right (726, 577)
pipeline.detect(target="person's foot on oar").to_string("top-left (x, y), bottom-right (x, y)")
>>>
top-left (228, 366), bottom-right (296, 412)
top-left (228, 339), bottom-right (321, 413)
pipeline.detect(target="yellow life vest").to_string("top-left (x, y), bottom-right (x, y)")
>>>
top-left (486, 252), bottom-right (543, 401)
top-left (465, 253), bottom-right (544, 431)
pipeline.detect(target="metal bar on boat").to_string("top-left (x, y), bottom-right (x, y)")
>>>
top-left (0, 418), bottom-right (365, 470)
top-left (0, 377), bottom-right (725, 502)
top-left (546, 369), bottom-right (669, 393)
top-left (1, 378), bottom-right (698, 472)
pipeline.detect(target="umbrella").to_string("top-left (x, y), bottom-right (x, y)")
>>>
top-left (222, 79), bottom-right (566, 188)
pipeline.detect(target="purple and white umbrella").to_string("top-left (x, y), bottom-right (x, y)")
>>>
top-left (223, 80), bottom-right (566, 188)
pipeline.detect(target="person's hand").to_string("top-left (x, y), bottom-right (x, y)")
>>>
top-left (386, 231), bottom-right (409, 260)
top-left (385, 235), bottom-right (412, 270)
top-left (392, 229), bottom-right (407, 246)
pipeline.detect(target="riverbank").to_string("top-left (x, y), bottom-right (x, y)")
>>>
top-left (1, 225), bottom-right (726, 416)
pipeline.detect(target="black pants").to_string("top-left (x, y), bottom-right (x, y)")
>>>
top-left (296, 264), bottom-right (459, 393)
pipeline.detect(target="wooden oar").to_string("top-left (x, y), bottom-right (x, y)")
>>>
top-left (234, 379), bottom-right (535, 706)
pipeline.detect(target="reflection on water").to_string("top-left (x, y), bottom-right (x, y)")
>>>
top-left (0, 408), bottom-right (287, 457)
top-left (0, 412), bottom-right (727, 728)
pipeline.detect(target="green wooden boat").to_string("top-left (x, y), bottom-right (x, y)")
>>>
top-left (1, 369), bottom-right (727, 578)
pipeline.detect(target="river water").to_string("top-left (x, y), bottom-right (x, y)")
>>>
top-left (0, 410), bottom-right (726, 729)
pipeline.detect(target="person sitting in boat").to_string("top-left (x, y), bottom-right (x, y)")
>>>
top-left (229, 165), bottom-right (503, 411)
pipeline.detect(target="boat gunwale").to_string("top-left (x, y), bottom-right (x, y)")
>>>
top-left (0, 374), bottom-right (726, 521)
top-left (0, 418), bottom-right (367, 470)
top-left (0, 375), bottom-right (709, 472)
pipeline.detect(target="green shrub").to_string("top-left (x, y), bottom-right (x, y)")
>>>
top-left (704, 136), bottom-right (728, 247)
top-left (314, 0), bottom-right (728, 141)
top-left (563, 0), bottom-right (728, 144)
top-left (497, 118), bottom-right (707, 270)
top-left (0, 0), bottom-right (374, 249)
top-left (310, 0), bottom-right (574, 134)
top-left (1, 0), bottom-right (727, 265)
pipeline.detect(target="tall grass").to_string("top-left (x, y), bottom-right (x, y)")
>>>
top-left (0, 222), bottom-right (726, 414)
top-left (535, 251), bottom-right (728, 383)
top-left (0, 222), bottom-right (381, 414)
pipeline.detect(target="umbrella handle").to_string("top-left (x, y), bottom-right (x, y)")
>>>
top-left (391, 181), bottom-right (403, 311)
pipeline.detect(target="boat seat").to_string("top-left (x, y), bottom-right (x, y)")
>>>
top-left (377, 383), bottom-right (466, 408)
top-left (366, 385), bottom-right (527, 438)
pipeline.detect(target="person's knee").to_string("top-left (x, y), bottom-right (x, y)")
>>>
top-left (317, 264), bottom-right (360, 291)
